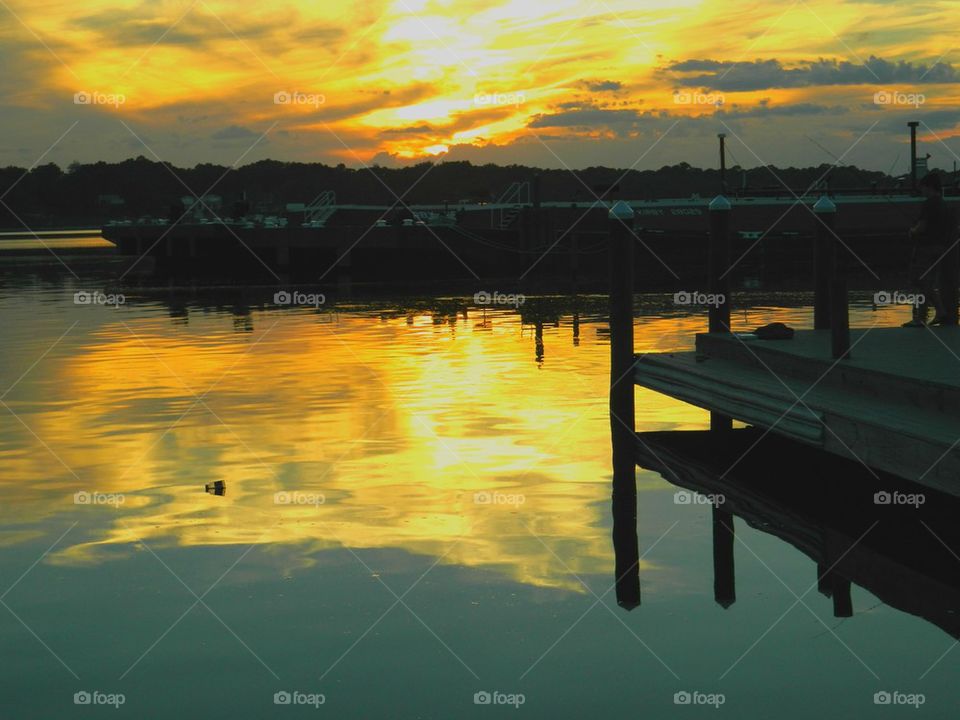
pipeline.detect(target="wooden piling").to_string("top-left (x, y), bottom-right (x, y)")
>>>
top-left (813, 204), bottom-right (831, 330)
top-left (277, 242), bottom-right (290, 269)
top-left (814, 196), bottom-right (849, 359)
top-left (568, 232), bottom-right (579, 291)
top-left (609, 200), bottom-right (640, 609)
top-left (609, 200), bottom-right (636, 437)
top-left (708, 195), bottom-right (731, 333)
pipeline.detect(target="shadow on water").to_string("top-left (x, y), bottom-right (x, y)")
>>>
top-left (614, 426), bottom-right (960, 639)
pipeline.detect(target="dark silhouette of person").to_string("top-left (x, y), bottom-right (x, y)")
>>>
top-left (904, 172), bottom-right (956, 326)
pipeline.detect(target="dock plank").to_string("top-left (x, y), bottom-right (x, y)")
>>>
top-left (635, 328), bottom-right (960, 495)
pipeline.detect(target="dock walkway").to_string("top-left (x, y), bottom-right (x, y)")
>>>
top-left (635, 328), bottom-right (960, 495)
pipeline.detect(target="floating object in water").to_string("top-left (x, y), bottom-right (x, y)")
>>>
top-left (753, 322), bottom-right (795, 340)
top-left (205, 480), bottom-right (226, 496)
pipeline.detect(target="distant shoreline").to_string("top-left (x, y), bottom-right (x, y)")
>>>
top-left (0, 227), bottom-right (102, 238)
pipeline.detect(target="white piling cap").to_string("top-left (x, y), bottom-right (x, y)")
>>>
top-left (708, 195), bottom-right (731, 211)
top-left (608, 200), bottom-right (635, 220)
top-left (813, 195), bottom-right (836, 213)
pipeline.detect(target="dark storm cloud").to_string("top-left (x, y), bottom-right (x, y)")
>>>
top-left (906, 110), bottom-right (960, 132)
top-left (581, 80), bottom-right (623, 92)
top-left (527, 100), bottom-right (846, 132)
top-left (211, 125), bottom-right (259, 140)
top-left (528, 105), bottom-right (650, 131)
top-left (379, 124), bottom-right (436, 136)
top-left (719, 102), bottom-right (850, 118)
top-left (664, 56), bottom-right (959, 91)
top-left (75, 7), bottom-right (344, 50)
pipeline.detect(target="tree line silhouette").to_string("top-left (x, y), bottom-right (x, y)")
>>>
top-left (0, 156), bottom-right (901, 228)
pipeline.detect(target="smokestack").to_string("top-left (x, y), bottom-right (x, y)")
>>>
top-left (909, 121), bottom-right (919, 192)
top-left (718, 133), bottom-right (727, 193)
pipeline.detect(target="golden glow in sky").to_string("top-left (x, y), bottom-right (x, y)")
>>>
top-left (0, 0), bottom-right (958, 168)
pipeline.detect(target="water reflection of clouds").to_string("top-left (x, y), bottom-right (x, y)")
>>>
top-left (0, 296), bottom-right (907, 591)
top-left (0, 303), bottom-right (653, 591)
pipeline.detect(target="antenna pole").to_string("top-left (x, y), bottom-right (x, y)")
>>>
top-left (718, 133), bottom-right (727, 193)
top-left (908, 121), bottom-right (919, 192)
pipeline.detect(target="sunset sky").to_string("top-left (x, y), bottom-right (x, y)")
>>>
top-left (0, 0), bottom-right (957, 171)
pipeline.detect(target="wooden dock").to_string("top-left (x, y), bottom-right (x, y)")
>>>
top-left (602, 193), bottom-right (960, 502)
top-left (635, 327), bottom-right (960, 494)
top-left (604, 184), bottom-right (960, 614)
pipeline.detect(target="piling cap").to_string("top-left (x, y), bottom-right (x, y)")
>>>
top-left (813, 195), bottom-right (836, 214)
top-left (708, 195), bottom-right (731, 212)
top-left (608, 200), bottom-right (635, 220)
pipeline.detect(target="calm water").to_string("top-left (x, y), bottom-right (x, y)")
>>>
top-left (0, 229), bottom-right (111, 250)
top-left (0, 269), bottom-right (955, 717)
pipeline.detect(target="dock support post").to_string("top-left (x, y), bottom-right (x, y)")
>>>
top-left (813, 209), bottom-right (831, 330)
top-left (815, 196), bottom-right (849, 359)
top-left (942, 243), bottom-right (960, 326)
top-left (708, 195), bottom-right (732, 333)
top-left (277, 243), bottom-right (290, 270)
top-left (706, 195), bottom-right (735, 609)
top-left (336, 244), bottom-right (353, 295)
top-left (712, 507), bottom-right (736, 608)
top-left (569, 232), bottom-right (579, 292)
top-left (609, 200), bottom-right (639, 610)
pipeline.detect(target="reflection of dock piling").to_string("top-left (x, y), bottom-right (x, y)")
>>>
top-left (712, 508), bottom-right (736, 609)
top-left (817, 563), bottom-right (853, 618)
top-left (633, 428), bottom-right (960, 638)
top-left (609, 201), bottom-right (640, 609)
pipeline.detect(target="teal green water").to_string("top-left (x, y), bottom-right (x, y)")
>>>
top-left (0, 272), bottom-right (955, 717)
